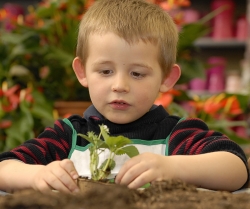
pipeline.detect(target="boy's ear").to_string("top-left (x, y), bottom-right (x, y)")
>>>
top-left (159, 64), bottom-right (181, 93)
top-left (72, 57), bottom-right (88, 87)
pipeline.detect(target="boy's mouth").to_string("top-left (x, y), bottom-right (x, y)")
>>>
top-left (109, 100), bottom-right (130, 110)
top-left (110, 100), bottom-right (129, 105)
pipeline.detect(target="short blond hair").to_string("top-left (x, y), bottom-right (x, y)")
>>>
top-left (76, 0), bottom-right (178, 76)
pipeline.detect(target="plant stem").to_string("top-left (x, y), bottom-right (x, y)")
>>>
top-left (99, 152), bottom-right (115, 180)
top-left (90, 148), bottom-right (98, 180)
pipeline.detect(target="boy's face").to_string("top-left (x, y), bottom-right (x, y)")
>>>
top-left (76, 32), bottom-right (171, 124)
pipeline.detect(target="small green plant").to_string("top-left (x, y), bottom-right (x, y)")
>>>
top-left (78, 125), bottom-right (139, 181)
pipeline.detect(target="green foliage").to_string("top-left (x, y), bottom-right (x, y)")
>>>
top-left (0, 0), bottom-right (90, 101)
top-left (176, 7), bottom-right (226, 85)
top-left (0, 87), bottom-right (54, 152)
top-left (178, 22), bottom-right (209, 52)
top-left (176, 21), bottom-right (209, 84)
top-left (164, 91), bottom-right (250, 145)
top-left (78, 125), bottom-right (139, 181)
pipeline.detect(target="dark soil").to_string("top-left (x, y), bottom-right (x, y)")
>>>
top-left (0, 180), bottom-right (249, 209)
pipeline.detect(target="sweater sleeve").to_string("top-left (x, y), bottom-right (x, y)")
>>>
top-left (168, 117), bottom-right (249, 188)
top-left (0, 115), bottom-right (85, 165)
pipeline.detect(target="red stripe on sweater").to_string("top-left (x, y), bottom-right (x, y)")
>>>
top-left (169, 127), bottom-right (200, 144)
top-left (184, 138), bottom-right (194, 153)
top-left (14, 147), bottom-right (39, 164)
top-left (45, 127), bottom-right (57, 134)
top-left (34, 137), bottom-right (69, 152)
top-left (13, 152), bottom-right (26, 162)
top-left (170, 128), bottom-right (200, 155)
top-left (55, 152), bottom-right (61, 160)
top-left (188, 138), bottom-right (205, 154)
top-left (55, 120), bottom-right (64, 131)
top-left (195, 141), bottom-right (207, 154)
top-left (39, 137), bottom-right (67, 154)
top-left (61, 139), bottom-right (69, 150)
top-left (35, 144), bottom-right (47, 156)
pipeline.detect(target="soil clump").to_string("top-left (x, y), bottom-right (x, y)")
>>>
top-left (0, 180), bottom-right (249, 209)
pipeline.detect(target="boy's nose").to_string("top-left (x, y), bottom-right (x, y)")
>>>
top-left (112, 76), bottom-right (129, 93)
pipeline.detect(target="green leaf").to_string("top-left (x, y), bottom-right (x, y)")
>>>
top-left (116, 146), bottom-right (139, 158)
top-left (35, 2), bottom-right (58, 17)
top-left (5, 102), bottom-right (34, 150)
top-left (1, 32), bottom-right (25, 45)
top-left (87, 131), bottom-right (99, 141)
top-left (78, 133), bottom-right (108, 149)
top-left (177, 59), bottom-right (205, 84)
top-left (178, 22), bottom-right (209, 51)
top-left (166, 102), bottom-right (189, 118)
top-left (99, 159), bottom-right (116, 171)
top-left (78, 133), bottom-right (95, 144)
top-left (19, 101), bottom-right (34, 129)
top-left (100, 125), bottom-right (110, 141)
top-left (141, 183), bottom-right (151, 189)
top-left (45, 46), bottom-right (74, 67)
top-left (106, 136), bottom-right (133, 151)
top-left (30, 90), bottom-right (54, 121)
top-left (97, 142), bottom-right (109, 149)
top-left (108, 179), bottom-right (115, 183)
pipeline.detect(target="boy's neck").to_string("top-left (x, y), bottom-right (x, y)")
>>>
top-left (84, 104), bottom-right (158, 121)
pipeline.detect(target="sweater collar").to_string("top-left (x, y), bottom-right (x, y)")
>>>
top-left (84, 104), bottom-right (168, 124)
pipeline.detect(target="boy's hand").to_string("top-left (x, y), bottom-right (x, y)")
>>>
top-left (115, 152), bottom-right (170, 189)
top-left (31, 159), bottom-right (79, 194)
top-left (116, 152), bottom-right (248, 191)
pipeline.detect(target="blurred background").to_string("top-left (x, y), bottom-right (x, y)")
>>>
top-left (0, 0), bottom-right (250, 156)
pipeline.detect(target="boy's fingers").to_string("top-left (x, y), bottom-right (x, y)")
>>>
top-left (35, 180), bottom-right (54, 194)
top-left (59, 159), bottom-right (79, 179)
top-left (116, 156), bottom-right (141, 183)
top-left (45, 173), bottom-right (73, 194)
top-left (51, 164), bottom-right (79, 193)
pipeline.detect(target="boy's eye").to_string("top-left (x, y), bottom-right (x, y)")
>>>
top-left (100, 70), bottom-right (113, 75)
top-left (131, 71), bottom-right (145, 79)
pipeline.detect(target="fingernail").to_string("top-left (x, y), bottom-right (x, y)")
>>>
top-left (73, 174), bottom-right (79, 180)
top-left (73, 188), bottom-right (80, 193)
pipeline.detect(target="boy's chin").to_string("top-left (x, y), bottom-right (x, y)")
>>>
top-left (107, 118), bottom-right (134, 124)
top-left (105, 114), bottom-right (141, 124)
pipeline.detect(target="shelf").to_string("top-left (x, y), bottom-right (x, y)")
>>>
top-left (194, 37), bottom-right (246, 48)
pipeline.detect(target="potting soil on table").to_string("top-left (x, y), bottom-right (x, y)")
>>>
top-left (0, 180), bottom-right (250, 209)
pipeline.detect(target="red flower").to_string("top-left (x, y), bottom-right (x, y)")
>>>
top-left (203, 95), bottom-right (224, 116)
top-left (157, 0), bottom-right (191, 11)
top-left (0, 120), bottom-right (12, 129)
top-left (24, 13), bottom-right (36, 27)
top-left (1, 85), bottom-right (20, 112)
top-left (85, 0), bottom-right (95, 9)
top-left (154, 89), bottom-right (181, 107)
top-left (223, 96), bottom-right (243, 116)
top-left (59, 2), bottom-right (67, 10)
top-left (23, 88), bottom-right (34, 103)
top-left (0, 89), bottom-right (3, 97)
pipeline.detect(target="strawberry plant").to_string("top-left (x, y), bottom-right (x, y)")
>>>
top-left (78, 125), bottom-right (139, 181)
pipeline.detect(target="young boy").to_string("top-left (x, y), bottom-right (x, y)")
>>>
top-left (0, 0), bottom-right (248, 194)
